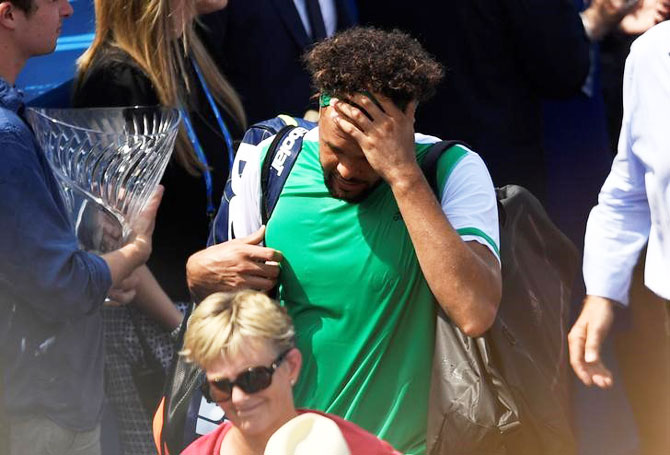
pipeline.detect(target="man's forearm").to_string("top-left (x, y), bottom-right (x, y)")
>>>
top-left (390, 168), bottom-right (502, 336)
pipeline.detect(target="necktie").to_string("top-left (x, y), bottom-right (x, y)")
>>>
top-left (305, 0), bottom-right (327, 42)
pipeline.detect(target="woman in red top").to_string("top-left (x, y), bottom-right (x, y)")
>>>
top-left (179, 291), bottom-right (400, 455)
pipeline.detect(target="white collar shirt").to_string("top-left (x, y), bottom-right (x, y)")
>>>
top-left (292, 0), bottom-right (337, 38)
top-left (583, 21), bottom-right (670, 304)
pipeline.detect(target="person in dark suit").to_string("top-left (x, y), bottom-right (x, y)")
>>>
top-left (358, 0), bottom-right (590, 202)
top-left (198, 0), bottom-right (357, 125)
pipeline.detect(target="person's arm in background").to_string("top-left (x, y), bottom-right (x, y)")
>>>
top-left (580, 0), bottom-right (644, 40)
top-left (134, 265), bottom-right (183, 328)
top-left (505, 0), bottom-right (591, 97)
top-left (568, 28), bottom-right (669, 387)
top-left (619, 0), bottom-right (670, 35)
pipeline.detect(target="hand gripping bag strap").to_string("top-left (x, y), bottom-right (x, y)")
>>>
top-left (422, 140), bottom-right (520, 455)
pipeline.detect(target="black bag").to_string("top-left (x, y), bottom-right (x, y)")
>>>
top-left (423, 142), bottom-right (579, 455)
top-left (154, 303), bottom-right (203, 455)
top-left (128, 308), bottom-right (168, 420)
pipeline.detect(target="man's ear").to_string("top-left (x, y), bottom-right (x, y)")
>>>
top-left (0, 2), bottom-right (19, 30)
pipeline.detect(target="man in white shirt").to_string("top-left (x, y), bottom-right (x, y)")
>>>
top-left (568, 20), bottom-right (670, 389)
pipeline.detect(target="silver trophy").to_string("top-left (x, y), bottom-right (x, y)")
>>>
top-left (27, 106), bottom-right (180, 253)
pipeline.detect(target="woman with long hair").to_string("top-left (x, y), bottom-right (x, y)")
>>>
top-left (73, 0), bottom-right (246, 453)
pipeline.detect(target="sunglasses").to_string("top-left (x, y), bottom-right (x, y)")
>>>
top-left (201, 348), bottom-right (292, 403)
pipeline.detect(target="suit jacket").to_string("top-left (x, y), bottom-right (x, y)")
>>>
top-left (199, 0), bottom-right (357, 125)
top-left (359, 0), bottom-right (590, 201)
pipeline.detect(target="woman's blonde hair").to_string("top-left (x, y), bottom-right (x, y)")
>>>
top-left (76, 0), bottom-right (246, 175)
top-left (181, 291), bottom-right (296, 369)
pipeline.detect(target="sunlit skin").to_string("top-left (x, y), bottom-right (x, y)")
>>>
top-left (206, 339), bottom-right (301, 454)
top-left (318, 96), bottom-right (392, 202)
top-left (18, 0), bottom-right (73, 56)
top-left (568, 295), bottom-right (615, 388)
top-left (0, 0), bottom-right (73, 83)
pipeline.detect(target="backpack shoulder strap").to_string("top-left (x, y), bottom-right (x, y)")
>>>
top-left (260, 125), bottom-right (309, 225)
top-left (421, 140), bottom-right (506, 226)
top-left (421, 140), bottom-right (470, 196)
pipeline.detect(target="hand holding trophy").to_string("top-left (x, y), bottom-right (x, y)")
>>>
top-left (26, 106), bottom-right (180, 303)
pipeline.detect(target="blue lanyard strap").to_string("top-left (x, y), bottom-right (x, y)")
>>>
top-left (181, 58), bottom-right (236, 220)
top-left (181, 110), bottom-right (216, 219)
top-left (190, 58), bottom-right (235, 171)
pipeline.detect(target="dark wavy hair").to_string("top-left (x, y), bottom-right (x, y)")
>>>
top-left (304, 27), bottom-right (444, 110)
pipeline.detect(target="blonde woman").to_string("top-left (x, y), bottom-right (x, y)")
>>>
top-left (180, 291), bottom-right (400, 455)
top-left (72, 0), bottom-right (246, 453)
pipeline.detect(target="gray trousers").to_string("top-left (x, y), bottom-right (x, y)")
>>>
top-left (10, 417), bottom-right (100, 455)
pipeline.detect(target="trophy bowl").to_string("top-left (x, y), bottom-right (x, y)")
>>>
top-left (26, 106), bottom-right (181, 253)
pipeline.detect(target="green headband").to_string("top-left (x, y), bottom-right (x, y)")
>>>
top-left (319, 91), bottom-right (384, 112)
top-left (319, 93), bottom-right (333, 108)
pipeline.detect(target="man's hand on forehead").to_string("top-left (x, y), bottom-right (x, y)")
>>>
top-left (329, 92), bottom-right (420, 186)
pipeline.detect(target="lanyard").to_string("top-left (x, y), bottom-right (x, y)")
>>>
top-left (180, 58), bottom-right (236, 220)
top-left (180, 109), bottom-right (216, 219)
top-left (191, 59), bottom-right (235, 170)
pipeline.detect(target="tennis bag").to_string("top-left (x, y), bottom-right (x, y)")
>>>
top-left (152, 115), bottom-right (314, 455)
top-left (422, 143), bottom-right (579, 455)
top-left (154, 123), bottom-right (578, 455)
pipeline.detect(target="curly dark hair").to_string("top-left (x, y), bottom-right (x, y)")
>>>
top-left (304, 27), bottom-right (444, 110)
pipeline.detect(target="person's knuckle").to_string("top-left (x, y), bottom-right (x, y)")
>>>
top-left (236, 262), bottom-right (254, 274)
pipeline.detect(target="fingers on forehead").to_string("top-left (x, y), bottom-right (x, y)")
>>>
top-left (348, 92), bottom-right (382, 110)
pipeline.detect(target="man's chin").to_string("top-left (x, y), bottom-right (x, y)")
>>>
top-left (325, 179), bottom-right (373, 203)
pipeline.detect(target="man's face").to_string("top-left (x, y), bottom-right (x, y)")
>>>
top-left (318, 101), bottom-right (381, 203)
top-left (13, 0), bottom-right (72, 58)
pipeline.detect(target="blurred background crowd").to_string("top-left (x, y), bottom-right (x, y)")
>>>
top-left (2, 0), bottom-right (670, 454)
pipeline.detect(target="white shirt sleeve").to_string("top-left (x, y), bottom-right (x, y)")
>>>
top-left (440, 148), bottom-right (501, 264)
top-left (582, 33), bottom-right (655, 305)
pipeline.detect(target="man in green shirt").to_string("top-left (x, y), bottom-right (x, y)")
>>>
top-left (187, 27), bottom-right (502, 454)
